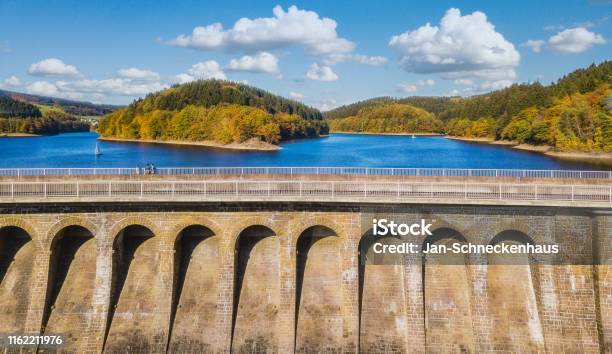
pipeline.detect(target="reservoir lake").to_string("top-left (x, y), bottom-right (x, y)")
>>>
top-left (0, 132), bottom-right (607, 170)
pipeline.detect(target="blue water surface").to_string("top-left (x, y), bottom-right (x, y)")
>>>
top-left (0, 132), bottom-right (607, 170)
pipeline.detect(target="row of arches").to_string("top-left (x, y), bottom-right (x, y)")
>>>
top-left (0, 222), bottom-right (599, 353)
top-left (0, 222), bottom-right (345, 353)
top-left (358, 227), bottom-right (598, 353)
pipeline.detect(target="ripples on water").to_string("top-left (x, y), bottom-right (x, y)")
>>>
top-left (0, 132), bottom-right (606, 170)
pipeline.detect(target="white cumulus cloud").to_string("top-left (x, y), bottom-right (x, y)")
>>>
top-left (172, 73), bottom-right (196, 84)
top-left (311, 98), bottom-right (338, 111)
top-left (524, 39), bottom-right (545, 53)
top-left (166, 5), bottom-right (355, 58)
top-left (454, 78), bottom-right (473, 86)
top-left (442, 67), bottom-right (517, 95)
top-left (323, 53), bottom-right (388, 66)
top-left (188, 60), bottom-right (227, 80)
top-left (443, 67), bottom-right (517, 82)
top-left (227, 52), bottom-right (279, 73)
top-left (479, 79), bottom-right (513, 90)
top-left (352, 55), bottom-right (388, 66)
top-left (55, 79), bottom-right (167, 97)
top-left (397, 83), bottom-right (418, 93)
top-left (28, 58), bottom-right (81, 77)
top-left (25, 78), bottom-right (166, 100)
top-left (305, 63), bottom-right (338, 81)
top-left (548, 27), bottom-right (606, 53)
top-left (453, 78), bottom-right (514, 96)
top-left (26, 81), bottom-right (59, 96)
top-left (389, 8), bottom-right (519, 82)
top-left (417, 79), bottom-right (435, 86)
top-left (2, 76), bottom-right (22, 87)
top-left (171, 61), bottom-right (227, 84)
top-left (24, 66), bottom-right (171, 102)
top-left (117, 68), bottom-right (161, 81)
top-left (289, 92), bottom-right (304, 99)
top-left (397, 79), bottom-right (435, 94)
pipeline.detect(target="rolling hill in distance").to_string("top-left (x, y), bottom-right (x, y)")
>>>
top-left (325, 61), bottom-right (611, 153)
top-left (1, 61), bottom-right (610, 154)
top-left (0, 90), bottom-right (105, 135)
top-left (0, 89), bottom-right (120, 117)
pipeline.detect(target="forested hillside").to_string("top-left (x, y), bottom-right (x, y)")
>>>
top-left (328, 103), bottom-right (443, 134)
top-left (0, 95), bottom-right (42, 118)
top-left (0, 94), bottom-right (89, 134)
top-left (98, 80), bottom-right (327, 145)
top-left (1, 90), bottom-right (119, 116)
top-left (325, 61), bottom-right (612, 152)
top-left (499, 85), bottom-right (611, 151)
top-left (323, 97), bottom-right (395, 120)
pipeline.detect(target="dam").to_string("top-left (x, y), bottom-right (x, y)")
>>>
top-left (0, 167), bottom-right (610, 353)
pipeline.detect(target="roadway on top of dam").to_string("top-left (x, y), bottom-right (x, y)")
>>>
top-left (0, 167), bottom-right (610, 208)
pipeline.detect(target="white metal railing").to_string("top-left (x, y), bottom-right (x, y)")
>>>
top-left (0, 167), bottom-right (610, 179)
top-left (0, 180), bottom-right (610, 204)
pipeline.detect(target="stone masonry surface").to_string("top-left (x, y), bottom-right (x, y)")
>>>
top-left (0, 201), bottom-right (610, 354)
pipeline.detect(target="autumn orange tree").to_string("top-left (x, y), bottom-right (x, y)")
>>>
top-left (97, 80), bottom-right (328, 145)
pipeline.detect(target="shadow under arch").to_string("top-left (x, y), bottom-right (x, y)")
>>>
top-left (294, 225), bottom-right (340, 353)
top-left (0, 226), bottom-right (34, 334)
top-left (231, 225), bottom-right (279, 353)
top-left (41, 225), bottom-right (96, 339)
top-left (45, 218), bottom-right (98, 248)
top-left (489, 229), bottom-right (539, 266)
top-left (422, 227), bottom-right (468, 255)
top-left (486, 229), bottom-right (545, 352)
top-left (422, 227), bottom-right (475, 353)
top-left (167, 224), bottom-right (217, 353)
top-left (0, 226), bottom-right (32, 284)
top-left (490, 230), bottom-right (535, 246)
top-left (358, 228), bottom-right (407, 353)
top-left (103, 224), bottom-right (156, 353)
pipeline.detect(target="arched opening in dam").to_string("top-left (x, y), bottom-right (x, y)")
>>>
top-left (0, 226), bottom-right (34, 333)
top-left (423, 228), bottom-right (475, 353)
top-left (42, 225), bottom-right (96, 352)
top-left (487, 230), bottom-right (545, 352)
top-left (168, 224), bottom-right (219, 353)
top-left (104, 224), bottom-right (160, 353)
top-left (358, 229), bottom-right (408, 353)
top-left (295, 225), bottom-right (341, 353)
top-left (231, 225), bottom-right (280, 353)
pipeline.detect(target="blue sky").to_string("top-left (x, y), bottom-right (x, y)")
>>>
top-left (0, 0), bottom-right (610, 109)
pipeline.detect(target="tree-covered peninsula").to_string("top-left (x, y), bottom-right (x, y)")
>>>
top-left (97, 80), bottom-right (328, 147)
top-left (325, 61), bottom-right (612, 153)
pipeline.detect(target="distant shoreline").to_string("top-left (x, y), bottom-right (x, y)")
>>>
top-left (447, 136), bottom-right (612, 165)
top-left (333, 132), bottom-right (611, 164)
top-left (332, 131), bottom-right (444, 136)
top-left (0, 133), bottom-right (41, 137)
top-left (99, 137), bottom-right (281, 151)
top-left (330, 132), bottom-right (611, 164)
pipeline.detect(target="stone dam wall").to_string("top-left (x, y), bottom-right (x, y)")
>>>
top-left (0, 202), bottom-right (610, 353)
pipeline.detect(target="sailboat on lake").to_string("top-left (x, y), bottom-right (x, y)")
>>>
top-left (95, 142), bottom-right (102, 156)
